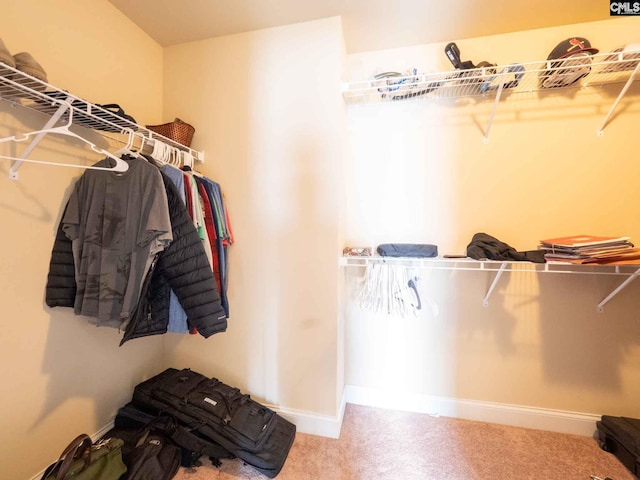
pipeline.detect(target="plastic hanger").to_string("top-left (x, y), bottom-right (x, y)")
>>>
top-left (113, 128), bottom-right (140, 158)
top-left (170, 147), bottom-right (181, 167)
top-left (150, 138), bottom-right (168, 165)
top-left (182, 151), bottom-right (194, 169)
top-left (160, 142), bottom-right (171, 164)
top-left (136, 135), bottom-right (149, 155)
top-left (0, 104), bottom-right (129, 174)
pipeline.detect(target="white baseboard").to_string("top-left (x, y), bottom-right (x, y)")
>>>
top-left (345, 384), bottom-right (601, 437)
top-left (267, 389), bottom-right (348, 439)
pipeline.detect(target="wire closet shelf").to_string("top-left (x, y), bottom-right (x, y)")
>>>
top-left (342, 50), bottom-right (640, 103)
top-left (340, 255), bottom-right (640, 312)
top-left (0, 62), bottom-right (204, 162)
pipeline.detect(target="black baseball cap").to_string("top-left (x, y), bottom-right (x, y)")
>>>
top-left (547, 37), bottom-right (599, 60)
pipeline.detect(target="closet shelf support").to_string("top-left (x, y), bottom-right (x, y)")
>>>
top-left (9, 101), bottom-right (71, 180)
top-left (596, 267), bottom-right (640, 312)
top-left (483, 79), bottom-right (505, 144)
top-left (597, 60), bottom-right (640, 136)
top-left (483, 261), bottom-right (507, 307)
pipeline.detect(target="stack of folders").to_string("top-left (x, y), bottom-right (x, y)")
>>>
top-left (538, 235), bottom-right (640, 264)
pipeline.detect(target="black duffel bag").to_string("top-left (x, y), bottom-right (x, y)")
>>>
top-left (131, 368), bottom-right (296, 478)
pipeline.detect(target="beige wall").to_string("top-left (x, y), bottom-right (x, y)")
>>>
top-left (0, 2), bottom-right (166, 479)
top-left (344, 18), bottom-right (640, 419)
top-left (2, 9), bottom-right (348, 479)
top-left (161, 17), bottom-right (347, 418)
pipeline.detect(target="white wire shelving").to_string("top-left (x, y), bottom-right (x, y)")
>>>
top-left (339, 255), bottom-right (640, 312)
top-left (342, 50), bottom-right (640, 142)
top-left (0, 62), bottom-right (204, 179)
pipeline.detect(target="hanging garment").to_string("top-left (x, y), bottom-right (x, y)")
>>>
top-left (45, 203), bottom-right (76, 308)
top-left (121, 171), bottom-right (227, 344)
top-left (190, 174), bottom-right (214, 271)
top-left (197, 176), bottom-right (233, 317)
top-left (173, 165), bottom-right (233, 319)
top-left (61, 157), bottom-right (172, 328)
top-left (161, 164), bottom-right (185, 204)
top-left (160, 163), bottom-right (234, 332)
top-left (161, 163), bottom-right (189, 334)
top-left (45, 163), bottom-right (227, 343)
top-left (201, 177), bottom-right (233, 315)
top-left (183, 171), bottom-right (214, 272)
top-left (194, 177), bottom-right (221, 290)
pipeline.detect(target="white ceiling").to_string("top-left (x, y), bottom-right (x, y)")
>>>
top-left (108, 0), bottom-right (616, 53)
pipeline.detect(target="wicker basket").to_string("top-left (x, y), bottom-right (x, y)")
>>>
top-left (146, 117), bottom-right (195, 147)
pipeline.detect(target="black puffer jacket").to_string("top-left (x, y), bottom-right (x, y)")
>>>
top-left (45, 204), bottom-right (76, 308)
top-left (45, 169), bottom-right (227, 344)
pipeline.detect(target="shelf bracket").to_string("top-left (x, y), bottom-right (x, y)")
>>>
top-left (597, 267), bottom-right (640, 312)
top-left (597, 59), bottom-right (640, 136)
top-left (483, 262), bottom-right (507, 307)
top-left (8, 101), bottom-right (71, 180)
top-left (483, 79), bottom-right (505, 144)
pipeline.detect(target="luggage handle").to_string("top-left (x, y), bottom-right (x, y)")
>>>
top-left (57, 434), bottom-right (93, 480)
top-left (40, 433), bottom-right (93, 480)
top-left (201, 388), bottom-right (250, 419)
top-left (133, 413), bottom-right (179, 446)
top-left (199, 390), bottom-right (235, 423)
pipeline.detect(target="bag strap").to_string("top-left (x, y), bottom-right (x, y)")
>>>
top-left (40, 461), bottom-right (62, 480)
top-left (97, 104), bottom-right (124, 115)
top-left (41, 434), bottom-right (92, 480)
top-left (98, 104), bottom-right (137, 124)
top-left (54, 434), bottom-right (93, 480)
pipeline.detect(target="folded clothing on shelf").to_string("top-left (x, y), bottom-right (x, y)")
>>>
top-left (0, 39), bottom-right (48, 95)
top-left (0, 38), bottom-right (15, 68)
top-left (377, 243), bottom-right (438, 258)
top-left (467, 232), bottom-right (546, 263)
top-left (13, 52), bottom-right (47, 87)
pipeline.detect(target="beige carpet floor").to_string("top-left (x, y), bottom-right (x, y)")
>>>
top-left (174, 403), bottom-right (634, 480)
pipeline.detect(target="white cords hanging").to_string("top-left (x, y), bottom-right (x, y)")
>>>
top-left (357, 262), bottom-right (440, 318)
top-left (357, 263), bottom-right (413, 318)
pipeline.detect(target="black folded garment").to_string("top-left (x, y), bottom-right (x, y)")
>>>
top-left (466, 232), bottom-right (546, 263)
top-left (377, 243), bottom-right (438, 258)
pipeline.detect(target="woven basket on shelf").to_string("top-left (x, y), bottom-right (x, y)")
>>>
top-left (146, 117), bottom-right (195, 147)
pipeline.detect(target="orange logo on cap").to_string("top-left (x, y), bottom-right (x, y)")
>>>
top-left (568, 38), bottom-right (586, 52)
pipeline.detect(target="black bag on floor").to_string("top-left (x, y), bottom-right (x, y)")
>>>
top-left (101, 424), bottom-right (180, 480)
top-left (131, 368), bottom-right (296, 478)
top-left (596, 415), bottom-right (640, 476)
top-left (114, 402), bottom-right (235, 468)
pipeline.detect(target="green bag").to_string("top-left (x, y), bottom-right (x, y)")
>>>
top-left (41, 434), bottom-right (127, 480)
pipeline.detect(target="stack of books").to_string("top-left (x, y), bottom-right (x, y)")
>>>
top-left (538, 235), bottom-right (640, 264)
